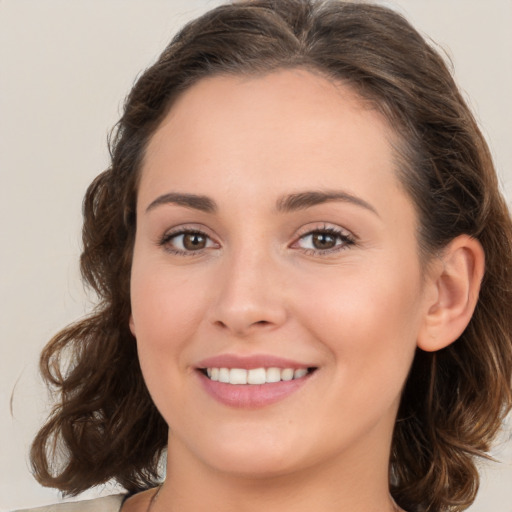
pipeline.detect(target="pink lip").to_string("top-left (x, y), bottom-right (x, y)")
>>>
top-left (197, 370), bottom-right (312, 408)
top-left (197, 354), bottom-right (311, 370)
top-left (195, 354), bottom-right (316, 409)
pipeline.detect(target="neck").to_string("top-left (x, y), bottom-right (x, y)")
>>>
top-left (155, 429), bottom-right (399, 512)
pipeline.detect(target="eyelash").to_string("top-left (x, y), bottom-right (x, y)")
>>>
top-left (158, 228), bottom-right (216, 256)
top-left (293, 225), bottom-right (356, 256)
top-left (158, 225), bottom-right (356, 257)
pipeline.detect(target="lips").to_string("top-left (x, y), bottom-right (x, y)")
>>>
top-left (196, 354), bottom-right (316, 408)
top-left (197, 353), bottom-right (313, 370)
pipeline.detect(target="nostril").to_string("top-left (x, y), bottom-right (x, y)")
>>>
top-left (213, 318), bottom-right (271, 333)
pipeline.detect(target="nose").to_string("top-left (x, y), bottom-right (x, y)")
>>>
top-left (208, 247), bottom-right (288, 337)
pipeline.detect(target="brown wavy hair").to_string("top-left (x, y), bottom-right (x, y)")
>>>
top-left (31, 1), bottom-right (512, 511)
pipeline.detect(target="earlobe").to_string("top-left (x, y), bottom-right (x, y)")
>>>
top-left (417, 235), bottom-right (485, 352)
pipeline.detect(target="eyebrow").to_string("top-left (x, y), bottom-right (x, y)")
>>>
top-left (145, 189), bottom-right (378, 217)
top-left (146, 192), bottom-right (217, 214)
top-left (275, 190), bottom-right (379, 216)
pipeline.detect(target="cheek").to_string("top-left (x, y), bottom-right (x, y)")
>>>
top-left (131, 257), bottom-right (204, 341)
top-left (129, 258), bottom-right (208, 392)
top-left (130, 267), bottom-right (208, 428)
top-left (295, 259), bottom-right (423, 388)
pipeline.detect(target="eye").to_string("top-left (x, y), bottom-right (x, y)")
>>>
top-left (159, 229), bottom-right (217, 255)
top-left (294, 226), bottom-right (355, 255)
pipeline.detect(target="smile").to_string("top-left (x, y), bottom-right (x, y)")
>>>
top-left (203, 367), bottom-right (312, 385)
top-left (197, 359), bottom-right (317, 408)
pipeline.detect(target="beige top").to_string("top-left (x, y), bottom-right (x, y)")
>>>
top-left (14, 494), bottom-right (126, 512)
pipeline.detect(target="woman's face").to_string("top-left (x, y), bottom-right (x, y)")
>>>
top-left (130, 69), bottom-right (433, 479)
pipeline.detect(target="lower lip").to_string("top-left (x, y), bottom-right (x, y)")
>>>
top-left (197, 371), bottom-right (312, 408)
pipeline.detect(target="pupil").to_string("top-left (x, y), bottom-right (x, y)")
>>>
top-left (313, 233), bottom-right (336, 249)
top-left (184, 233), bottom-right (206, 250)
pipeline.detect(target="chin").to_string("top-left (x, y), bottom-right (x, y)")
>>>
top-left (181, 423), bottom-right (333, 480)
top-left (169, 424), bottom-right (299, 475)
top-left (204, 451), bottom-right (305, 480)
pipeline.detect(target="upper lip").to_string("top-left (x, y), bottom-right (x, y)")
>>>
top-left (197, 354), bottom-right (314, 370)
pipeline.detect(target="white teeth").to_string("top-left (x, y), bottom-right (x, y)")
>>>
top-left (229, 368), bottom-right (248, 385)
top-left (218, 368), bottom-right (230, 383)
top-left (266, 367), bottom-right (281, 383)
top-left (281, 368), bottom-right (294, 381)
top-left (294, 368), bottom-right (308, 379)
top-left (204, 366), bottom-right (311, 384)
top-left (247, 368), bottom-right (266, 384)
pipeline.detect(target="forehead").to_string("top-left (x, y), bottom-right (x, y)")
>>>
top-left (145, 68), bottom-right (390, 156)
top-left (139, 69), bottom-right (407, 217)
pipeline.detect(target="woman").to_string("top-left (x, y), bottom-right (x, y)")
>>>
top-left (24, 1), bottom-right (512, 511)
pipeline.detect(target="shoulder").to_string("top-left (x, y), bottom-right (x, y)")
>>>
top-left (13, 494), bottom-right (126, 512)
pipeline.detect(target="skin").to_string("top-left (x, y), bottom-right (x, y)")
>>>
top-left (127, 69), bottom-right (483, 512)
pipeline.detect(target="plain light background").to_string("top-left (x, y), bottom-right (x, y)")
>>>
top-left (1, 0), bottom-right (511, 510)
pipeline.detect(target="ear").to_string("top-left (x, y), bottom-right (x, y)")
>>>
top-left (417, 235), bottom-right (485, 352)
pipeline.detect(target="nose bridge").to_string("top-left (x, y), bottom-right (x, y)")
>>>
top-left (209, 237), bottom-right (287, 335)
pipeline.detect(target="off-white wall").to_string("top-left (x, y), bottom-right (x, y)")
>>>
top-left (1, 1), bottom-right (511, 511)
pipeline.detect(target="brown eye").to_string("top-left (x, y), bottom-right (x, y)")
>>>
top-left (182, 232), bottom-right (207, 250)
top-left (311, 232), bottom-right (337, 250)
top-left (161, 230), bottom-right (216, 254)
top-left (295, 228), bottom-right (355, 254)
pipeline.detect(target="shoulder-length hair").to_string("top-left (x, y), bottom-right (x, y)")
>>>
top-left (31, 2), bottom-right (512, 511)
